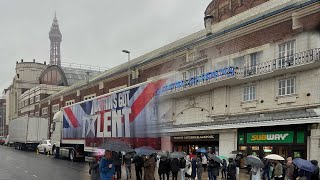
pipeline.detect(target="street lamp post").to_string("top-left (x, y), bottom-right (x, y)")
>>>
top-left (122, 50), bottom-right (131, 87)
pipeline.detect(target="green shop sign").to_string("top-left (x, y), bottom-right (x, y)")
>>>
top-left (247, 131), bottom-right (294, 144)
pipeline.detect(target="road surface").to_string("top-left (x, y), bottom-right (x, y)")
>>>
top-left (0, 145), bottom-right (90, 180)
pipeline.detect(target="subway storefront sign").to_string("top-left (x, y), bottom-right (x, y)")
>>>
top-left (247, 131), bottom-right (294, 144)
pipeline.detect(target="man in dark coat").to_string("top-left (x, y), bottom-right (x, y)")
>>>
top-left (158, 157), bottom-right (169, 180)
top-left (311, 160), bottom-right (319, 180)
top-left (132, 155), bottom-right (144, 180)
top-left (227, 158), bottom-right (236, 180)
top-left (170, 158), bottom-right (180, 180)
top-left (112, 152), bottom-right (122, 180)
top-left (208, 159), bottom-right (220, 180)
top-left (191, 157), bottom-right (197, 180)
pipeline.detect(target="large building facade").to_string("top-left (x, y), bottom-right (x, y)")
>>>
top-left (5, 0), bottom-right (320, 162)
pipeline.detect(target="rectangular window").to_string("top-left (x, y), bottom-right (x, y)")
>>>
top-left (35, 95), bottom-right (40, 102)
top-left (52, 104), bottom-right (60, 113)
top-left (199, 66), bottom-right (205, 75)
top-left (278, 41), bottom-right (295, 68)
top-left (243, 86), bottom-right (256, 101)
top-left (35, 111), bottom-right (39, 117)
top-left (188, 68), bottom-right (197, 78)
top-left (65, 100), bottom-right (75, 106)
top-left (30, 97), bottom-right (34, 104)
top-left (182, 72), bottom-right (187, 81)
top-left (29, 112), bottom-right (34, 116)
top-left (83, 94), bottom-right (96, 101)
top-left (42, 107), bottom-right (48, 115)
top-left (25, 99), bottom-right (29, 106)
top-left (278, 78), bottom-right (295, 96)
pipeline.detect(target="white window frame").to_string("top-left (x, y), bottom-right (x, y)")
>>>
top-left (182, 72), bottom-right (187, 81)
top-left (243, 86), bottom-right (256, 102)
top-left (35, 95), bottom-right (40, 102)
top-left (25, 99), bottom-right (29, 106)
top-left (30, 97), bottom-right (34, 104)
top-left (199, 66), bottom-right (205, 75)
top-left (278, 41), bottom-right (295, 68)
top-left (52, 104), bottom-right (60, 113)
top-left (35, 111), bottom-right (39, 117)
top-left (42, 107), bottom-right (48, 115)
top-left (278, 78), bottom-right (296, 96)
top-left (65, 100), bottom-right (75, 106)
top-left (83, 93), bottom-right (96, 100)
top-left (29, 112), bottom-right (34, 116)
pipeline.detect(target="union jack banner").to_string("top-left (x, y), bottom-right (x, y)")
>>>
top-left (62, 79), bottom-right (169, 149)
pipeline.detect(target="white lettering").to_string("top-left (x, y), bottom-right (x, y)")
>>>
top-left (267, 134), bottom-right (274, 140)
top-left (122, 108), bottom-right (131, 137)
top-left (274, 134), bottom-right (281, 140)
top-left (280, 133), bottom-right (289, 140)
top-left (112, 110), bottom-right (122, 137)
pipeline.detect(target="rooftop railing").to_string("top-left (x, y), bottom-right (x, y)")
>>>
top-left (61, 62), bottom-right (108, 72)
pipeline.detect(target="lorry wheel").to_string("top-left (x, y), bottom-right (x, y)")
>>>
top-left (69, 150), bottom-right (75, 162)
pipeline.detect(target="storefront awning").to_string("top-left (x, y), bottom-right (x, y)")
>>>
top-left (161, 117), bottom-right (320, 133)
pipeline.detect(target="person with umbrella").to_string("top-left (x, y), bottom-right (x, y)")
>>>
top-left (99, 150), bottom-right (115, 180)
top-left (112, 152), bottom-right (122, 180)
top-left (158, 156), bottom-right (170, 180)
top-left (123, 153), bottom-right (133, 180)
top-left (201, 153), bottom-right (208, 172)
top-left (274, 160), bottom-right (284, 180)
top-left (144, 154), bottom-right (156, 180)
top-left (191, 157), bottom-right (197, 180)
top-left (285, 157), bottom-right (295, 180)
top-left (132, 154), bottom-right (144, 180)
top-left (196, 155), bottom-right (203, 180)
top-left (170, 157), bottom-right (180, 180)
top-left (310, 160), bottom-right (319, 180)
top-left (89, 157), bottom-right (101, 180)
top-left (262, 159), bottom-right (271, 180)
top-left (180, 157), bottom-right (187, 180)
top-left (227, 158), bottom-right (237, 180)
top-left (221, 159), bottom-right (227, 179)
top-left (207, 157), bottom-right (220, 180)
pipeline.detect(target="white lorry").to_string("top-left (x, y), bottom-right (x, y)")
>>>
top-left (50, 80), bottom-right (167, 162)
top-left (9, 116), bottom-right (49, 150)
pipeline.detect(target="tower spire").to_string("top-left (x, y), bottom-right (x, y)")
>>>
top-left (49, 12), bottom-right (62, 66)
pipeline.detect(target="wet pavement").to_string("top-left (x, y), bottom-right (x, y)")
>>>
top-left (0, 145), bottom-right (89, 180)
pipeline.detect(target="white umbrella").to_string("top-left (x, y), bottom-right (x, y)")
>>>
top-left (265, 154), bottom-right (285, 161)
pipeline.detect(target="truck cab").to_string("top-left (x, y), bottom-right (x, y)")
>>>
top-left (50, 110), bottom-right (62, 156)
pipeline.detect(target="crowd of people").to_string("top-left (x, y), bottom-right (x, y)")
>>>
top-left (88, 149), bottom-right (320, 180)
top-left (249, 157), bottom-right (319, 180)
top-left (88, 150), bottom-right (242, 180)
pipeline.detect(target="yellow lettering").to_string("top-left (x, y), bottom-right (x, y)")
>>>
top-left (262, 135), bottom-right (267, 140)
top-left (251, 135), bottom-right (257, 141)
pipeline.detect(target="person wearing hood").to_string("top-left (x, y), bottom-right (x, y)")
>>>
top-left (207, 158), bottom-right (220, 180)
top-left (158, 157), bottom-right (169, 180)
top-left (310, 160), bottom-right (319, 180)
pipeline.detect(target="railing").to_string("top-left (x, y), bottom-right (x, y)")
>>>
top-left (237, 48), bottom-right (320, 78)
top-left (61, 62), bottom-right (108, 72)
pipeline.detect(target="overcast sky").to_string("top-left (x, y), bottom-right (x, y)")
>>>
top-left (0, 0), bottom-right (211, 92)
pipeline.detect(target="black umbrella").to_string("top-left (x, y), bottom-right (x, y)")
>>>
top-left (245, 155), bottom-right (264, 168)
top-left (134, 146), bottom-right (156, 156)
top-left (208, 153), bottom-right (222, 163)
top-left (169, 152), bottom-right (186, 159)
top-left (99, 140), bottom-right (133, 152)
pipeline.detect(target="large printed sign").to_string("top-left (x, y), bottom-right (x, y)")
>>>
top-left (62, 79), bottom-right (167, 141)
top-left (247, 131), bottom-right (294, 144)
top-left (157, 66), bottom-right (235, 95)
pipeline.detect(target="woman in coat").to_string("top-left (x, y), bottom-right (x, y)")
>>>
top-left (99, 150), bottom-right (115, 180)
top-left (89, 158), bottom-right (101, 180)
top-left (144, 155), bottom-right (156, 180)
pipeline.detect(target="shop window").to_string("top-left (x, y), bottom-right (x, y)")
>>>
top-left (278, 78), bottom-right (295, 96)
top-left (239, 146), bottom-right (247, 151)
top-left (251, 146), bottom-right (259, 151)
top-left (263, 146), bottom-right (273, 153)
top-left (243, 86), bottom-right (256, 101)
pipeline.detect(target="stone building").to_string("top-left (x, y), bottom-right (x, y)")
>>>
top-left (20, 0), bottom-right (320, 162)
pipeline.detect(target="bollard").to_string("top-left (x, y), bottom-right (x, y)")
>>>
top-left (47, 150), bottom-right (50, 157)
top-left (36, 149), bottom-right (39, 155)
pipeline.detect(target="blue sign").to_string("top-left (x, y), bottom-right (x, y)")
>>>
top-left (157, 66), bottom-right (235, 95)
